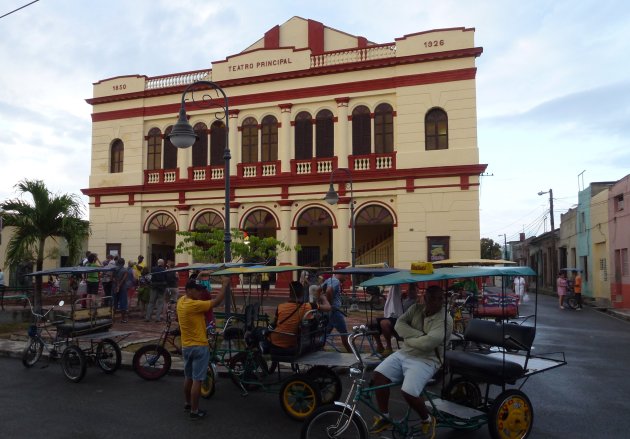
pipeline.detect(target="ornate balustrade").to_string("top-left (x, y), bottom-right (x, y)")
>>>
top-left (144, 169), bottom-right (179, 184)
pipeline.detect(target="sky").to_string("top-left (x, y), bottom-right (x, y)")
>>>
top-left (1, 0), bottom-right (629, 246)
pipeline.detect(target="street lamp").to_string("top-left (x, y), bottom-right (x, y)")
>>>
top-left (538, 189), bottom-right (556, 292)
top-left (324, 167), bottom-right (358, 311)
top-left (167, 80), bottom-right (233, 314)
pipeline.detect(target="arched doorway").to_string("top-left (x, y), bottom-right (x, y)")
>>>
top-left (354, 204), bottom-right (395, 266)
top-left (145, 212), bottom-right (177, 267)
top-left (295, 206), bottom-right (333, 267)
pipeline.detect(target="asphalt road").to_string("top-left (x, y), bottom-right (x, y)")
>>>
top-left (1, 293), bottom-right (629, 439)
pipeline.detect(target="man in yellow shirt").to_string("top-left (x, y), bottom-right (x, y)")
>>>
top-left (177, 276), bottom-right (229, 419)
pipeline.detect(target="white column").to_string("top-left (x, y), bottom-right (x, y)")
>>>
top-left (279, 205), bottom-right (293, 264)
top-left (228, 110), bottom-right (239, 177)
top-left (333, 202), bottom-right (351, 265)
top-left (176, 211), bottom-right (192, 265)
top-left (177, 139), bottom-right (190, 180)
top-left (279, 104), bottom-right (292, 173)
top-left (335, 97), bottom-right (350, 168)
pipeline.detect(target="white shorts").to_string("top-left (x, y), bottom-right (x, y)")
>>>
top-left (374, 350), bottom-right (439, 397)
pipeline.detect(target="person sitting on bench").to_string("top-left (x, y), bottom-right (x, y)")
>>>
top-left (370, 285), bottom-right (453, 436)
top-left (269, 281), bottom-right (331, 357)
top-left (373, 283), bottom-right (418, 356)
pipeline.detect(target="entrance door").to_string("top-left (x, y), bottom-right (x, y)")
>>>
top-left (151, 245), bottom-right (175, 268)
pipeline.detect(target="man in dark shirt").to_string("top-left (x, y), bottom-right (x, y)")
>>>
top-left (145, 259), bottom-right (167, 322)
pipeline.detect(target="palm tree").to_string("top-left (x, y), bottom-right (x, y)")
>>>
top-left (1, 179), bottom-right (90, 311)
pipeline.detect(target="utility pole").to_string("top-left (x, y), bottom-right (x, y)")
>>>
top-left (538, 188), bottom-right (556, 292)
top-left (549, 188), bottom-right (556, 290)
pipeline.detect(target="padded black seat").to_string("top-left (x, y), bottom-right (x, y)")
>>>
top-left (445, 318), bottom-right (536, 385)
top-left (446, 350), bottom-right (524, 384)
top-left (56, 319), bottom-right (112, 336)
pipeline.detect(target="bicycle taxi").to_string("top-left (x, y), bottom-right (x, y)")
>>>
top-left (22, 265), bottom-right (132, 382)
top-left (180, 264), bottom-right (390, 421)
top-left (301, 264), bottom-right (567, 439)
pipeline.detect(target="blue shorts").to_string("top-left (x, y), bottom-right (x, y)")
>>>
top-left (183, 345), bottom-right (210, 381)
top-left (374, 350), bottom-right (438, 397)
top-left (327, 309), bottom-right (348, 334)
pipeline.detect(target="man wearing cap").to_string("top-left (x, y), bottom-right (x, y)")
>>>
top-left (177, 276), bottom-right (230, 420)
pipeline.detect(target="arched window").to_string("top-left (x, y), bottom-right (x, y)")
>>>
top-left (241, 117), bottom-right (258, 163)
top-left (110, 139), bottom-right (124, 173)
top-left (210, 121), bottom-right (226, 166)
top-left (147, 213), bottom-right (176, 231)
top-left (315, 109), bottom-right (334, 158)
top-left (352, 105), bottom-right (371, 156)
top-left (193, 211), bottom-right (224, 230)
top-left (294, 111), bottom-right (313, 160)
top-left (147, 127), bottom-right (162, 170)
top-left (163, 126), bottom-right (178, 169)
top-left (425, 108), bottom-right (448, 150)
top-left (192, 122), bottom-right (208, 167)
top-left (261, 115), bottom-right (278, 162)
top-left (374, 103), bottom-right (394, 154)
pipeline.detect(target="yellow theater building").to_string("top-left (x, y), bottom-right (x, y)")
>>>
top-left (83, 17), bottom-right (486, 276)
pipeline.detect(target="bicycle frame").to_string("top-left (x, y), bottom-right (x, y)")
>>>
top-left (26, 299), bottom-right (68, 357)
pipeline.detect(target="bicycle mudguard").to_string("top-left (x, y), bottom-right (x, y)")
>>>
top-left (331, 401), bottom-right (369, 431)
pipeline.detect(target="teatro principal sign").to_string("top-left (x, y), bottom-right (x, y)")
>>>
top-left (212, 47), bottom-right (311, 81)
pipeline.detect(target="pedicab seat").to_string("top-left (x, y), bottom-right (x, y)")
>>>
top-left (445, 319), bottom-right (535, 385)
top-left (269, 310), bottom-right (327, 363)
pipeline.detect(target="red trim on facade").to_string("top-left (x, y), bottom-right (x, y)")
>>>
top-left (277, 200), bottom-right (293, 207)
top-left (460, 175), bottom-right (470, 190)
top-left (94, 195), bottom-right (101, 207)
top-left (91, 68), bottom-right (477, 122)
top-left (291, 203), bottom-right (337, 229)
top-left (264, 25), bottom-right (280, 49)
top-left (176, 204), bottom-right (191, 211)
top-left (335, 97), bottom-right (350, 105)
top-left (406, 177), bottom-right (415, 192)
top-left (308, 19), bottom-right (325, 55)
top-left (279, 103), bottom-right (293, 111)
top-left (228, 109), bottom-right (240, 116)
top-left (179, 191), bottom-right (186, 204)
top-left (86, 48), bottom-right (482, 107)
top-left (128, 193), bottom-right (135, 206)
top-left (229, 202), bottom-right (241, 209)
top-left (357, 37), bottom-right (368, 48)
top-left (82, 163), bottom-right (487, 198)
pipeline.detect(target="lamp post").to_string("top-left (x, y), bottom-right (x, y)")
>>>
top-left (167, 80), bottom-right (232, 314)
top-left (324, 167), bottom-right (358, 311)
top-left (538, 189), bottom-right (556, 292)
top-left (498, 234), bottom-right (508, 260)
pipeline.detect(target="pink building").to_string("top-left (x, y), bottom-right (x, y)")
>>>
top-left (609, 174), bottom-right (630, 308)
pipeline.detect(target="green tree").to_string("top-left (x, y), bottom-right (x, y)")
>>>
top-left (1, 179), bottom-right (90, 310)
top-left (480, 237), bottom-right (502, 260)
top-left (175, 228), bottom-right (300, 264)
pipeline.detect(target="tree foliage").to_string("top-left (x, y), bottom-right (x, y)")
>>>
top-left (480, 237), bottom-right (502, 260)
top-left (175, 228), bottom-right (300, 264)
top-left (1, 179), bottom-right (90, 310)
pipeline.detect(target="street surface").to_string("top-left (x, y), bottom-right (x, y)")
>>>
top-left (1, 293), bottom-right (630, 438)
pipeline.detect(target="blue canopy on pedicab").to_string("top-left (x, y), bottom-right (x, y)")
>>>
top-left (211, 264), bottom-right (309, 275)
top-left (161, 262), bottom-right (253, 273)
top-left (326, 267), bottom-right (401, 276)
top-left (24, 265), bottom-right (118, 276)
top-left (359, 265), bottom-right (537, 287)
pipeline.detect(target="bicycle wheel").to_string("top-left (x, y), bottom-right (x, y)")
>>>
top-left (306, 366), bottom-right (342, 404)
top-left (566, 296), bottom-right (578, 310)
top-left (228, 351), bottom-right (269, 391)
top-left (488, 389), bottom-right (534, 439)
top-left (301, 404), bottom-right (368, 439)
top-left (442, 377), bottom-right (482, 408)
top-left (22, 337), bottom-right (44, 368)
top-left (61, 345), bottom-right (87, 383)
top-left (279, 373), bottom-right (322, 421)
top-left (95, 338), bottom-right (122, 374)
top-left (200, 364), bottom-right (216, 399)
top-left (133, 344), bottom-right (172, 380)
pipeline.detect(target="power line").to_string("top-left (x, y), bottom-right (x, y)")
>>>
top-left (0, 0), bottom-right (39, 20)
